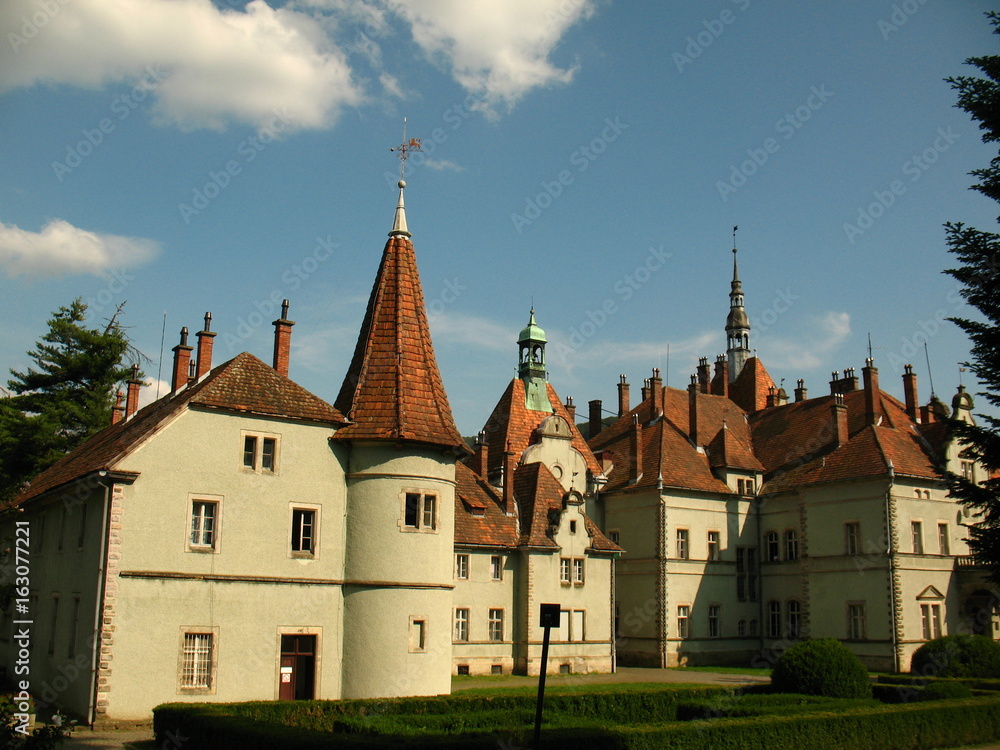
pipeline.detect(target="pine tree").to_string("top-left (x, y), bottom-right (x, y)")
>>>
top-left (0, 298), bottom-right (138, 502)
top-left (943, 12), bottom-right (1000, 583)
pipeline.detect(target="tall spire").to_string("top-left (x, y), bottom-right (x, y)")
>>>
top-left (390, 180), bottom-right (410, 237)
top-left (726, 226), bottom-right (751, 381)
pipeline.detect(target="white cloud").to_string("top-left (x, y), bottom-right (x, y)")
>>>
top-left (1, 0), bottom-right (363, 131)
top-left (384, 0), bottom-right (598, 114)
top-left (759, 311), bottom-right (852, 370)
top-left (429, 311), bottom-right (513, 352)
top-left (549, 329), bottom-right (720, 377)
top-left (0, 219), bottom-right (160, 278)
top-left (423, 158), bottom-right (462, 171)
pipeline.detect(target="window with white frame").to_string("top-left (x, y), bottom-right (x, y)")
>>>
top-left (454, 609), bottom-right (469, 642)
top-left (785, 529), bottom-right (799, 561)
top-left (455, 554), bottom-right (469, 580)
top-left (573, 558), bottom-right (585, 584)
top-left (962, 460), bottom-right (976, 482)
top-left (560, 557), bottom-right (570, 583)
top-left (676, 528), bottom-right (689, 559)
top-left (490, 555), bottom-right (503, 581)
top-left (242, 433), bottom-right (278, 473)
top-left (488, 609), bottom-right (504, 642)
top-left (767, 600), bottom-right (782, 638)
top-left (911, 521), bottom-right (924, 555)
top-left (920, 603), bottom-right (942, 640)
top-left (180, 632), bottom-right (214, 690)
top-left (676, 605), bottom-right (690, 638)
top-left (707, 530), bottom-right (720, 561)
top-left (765, 531), bottom-right (780, 562)
top-left (403, 491), bottom-right (437, 531)
top-left (708, 604), bottom-right (720, 638)
top-left (189, 500), bottom-right (219, 551)
top-left (290, 508), bottom-right (316, 556)
top-left (737, 477), bottom-right (755, 495)
top-left (845, 522), bottom-right (861, 556)
top-left (938, 523), bottom-right (950, 556)
top-left (847, 602), bottom-right (866, 641)
top-left (787, 600), bottom-right (802, 638)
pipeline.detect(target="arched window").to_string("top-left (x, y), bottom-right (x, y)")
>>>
top-left (785, 529), bottom-right (799, 561)
top-left (767, 601), bottom-right (782, 638)
top-left (787, 600), bottom-right (801, 639)
top-left (737, 619), bottom-right (747, 637)
top-left (765, 531), bottom-right (780, 562)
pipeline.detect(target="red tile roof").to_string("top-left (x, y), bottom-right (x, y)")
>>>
top-left (454, 462), bottom-right (519, 548)
top-left (333, 235), bottom-right (465, 451)
top-left (14, 352), bottom-right (346, 505)
top-left (730, 357), bottom-right (776, 413)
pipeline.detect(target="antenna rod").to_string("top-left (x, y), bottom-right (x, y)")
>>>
top-left (923, 342), bottom-right (936, 398)
top-left (156, 311), bottom-right (167, 399)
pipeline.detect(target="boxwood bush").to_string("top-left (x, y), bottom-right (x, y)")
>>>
top-left (910, 634), bottom-right (1000, 679)
top-left (914, 682), bottom-right (974, 702)
top-left (770, 639), bottom-right (872, 699)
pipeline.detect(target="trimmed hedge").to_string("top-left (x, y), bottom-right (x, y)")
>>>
top-left (676, 693), bottom-right (880, 721)
top-left (770, 639), bottom-right (872, 699)
top-left (910, 634), bottom-right (1000, 678)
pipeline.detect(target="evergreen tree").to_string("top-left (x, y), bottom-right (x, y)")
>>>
top-left (943, 12), bottom-right (1000, 583)
top-left (0, 298), bottom-right (138, 502)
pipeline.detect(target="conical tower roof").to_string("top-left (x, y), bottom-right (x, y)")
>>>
top-left (333, 182), bottom-right (466, 450)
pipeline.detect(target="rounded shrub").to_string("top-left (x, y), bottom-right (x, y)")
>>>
top-left (770, 639), bottom-right (872, 699)
top-left (910, 634), bottom-right (1000, 679)
top-left (913, 681), bottom-right (973, 702)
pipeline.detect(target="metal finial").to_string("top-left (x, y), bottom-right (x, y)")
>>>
top-left (390, 117), bottom-right (422, 180)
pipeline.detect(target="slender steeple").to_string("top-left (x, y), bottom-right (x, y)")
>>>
top-left (726, 226), bottom-right (751, 382)
top-left (390, 180), bottom-right (410, 238)
top-left (517, 309), bottom-right (552, 412)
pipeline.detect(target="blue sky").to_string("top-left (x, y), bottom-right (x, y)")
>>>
top-left (0, 0), bottom-right (997, 435)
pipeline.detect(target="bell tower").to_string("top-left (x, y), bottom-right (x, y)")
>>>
top-left (518, 309), bottom-right (552, 412)
top-left (726, 227), bottom-right (751, 382)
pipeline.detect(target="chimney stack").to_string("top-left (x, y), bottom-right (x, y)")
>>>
top-left (640, 378), bottom-right (650, 402)
top-left (766, 385), bottom-right (778, 408)
top-left (470, 431), bottom-right (489, 478)
top-left (831, 393), bottom-right (848, 448)
top-left (697, 357), bottom-right (711, 394)
top-left (629, 414), bottom-right (643, 485)
top-left (588, 399), bottom-right (603, 439)
top-left (111, 391), bottom-right (125, 425)
top-left (688, 375), bottom-right (699, 446)
top-left (863, 358), bottom-right (879, 426)
top-left (565, 396), bottom-right (576, 425)
top-left (617, 374), bottom-right (630, 417)
top-left (171, 327), bottom-right (193, 394)
top-left (649, 368), bottom-right (663, 418)
top-left (712, 355), bottom-right (729, 397)
top-left (125, 364), bottom-right (142, 418)
top-left (272, 299), bottom-right (295, 378)
top-left (195, 312), bottom-right (216, 380)
top-left (794, 379), bottom-right (807, 402)
top-left (502, 445), bottom-right (517, 514)
top-left (903, 364), bottom-right (919, 422)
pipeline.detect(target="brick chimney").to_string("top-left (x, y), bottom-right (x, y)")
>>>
top-left (831, 393), bottom-right (848, 448)
top-left (171, 327), bottom-right (193, 394)
top-left (697, 357), bottom-right (711, 394)
top-left (629, 414), bottom-right (643, 485)
top-left (794, 379), bottom-right (807, 402)
top-left (649, 368), bottom-right (663, 418)
top-left (688, 375), bottom-right (699, 446)
top-left (903, 364), bottom-right (919, 422)
top-left (565, 396), bottom-right (576, 425)
top-left (617, 374), bottom-right (630, 417)
top-left (588, 399), bottom-right (603, 439)
top-left (712, 355), bottom-right (729, 397)
top-left (502, 445), bottom-right (517, 514)
top-left (470, 431), bottom-right (489, 478)
top-left (111, 390), bottom-right (125, 425)
top-left (195, 312), bottom-right (216, 379)
top-left (272, 299), bottom-right (295, 378)
top-left (125, 364), bottom-right (142, 418)
top-left (766, 385), bottom-right (778, 408)
top-left (862, 358), bottom-right (880, 426)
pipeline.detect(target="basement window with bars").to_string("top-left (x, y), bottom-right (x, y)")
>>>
top-left (180, 632), bottom-right (215, 691)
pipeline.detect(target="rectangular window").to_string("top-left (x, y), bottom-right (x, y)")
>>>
top-left (920, 603), bottom-right (942, 640)
top-left (847, 603), bottom-right (866, 641)
top-left (409, 619), bottom-right (426, 652)
top-left (455, 554), bottom-right (469, 580)
top-left (190, 501), bottom-right (217, 549)
top-left (243, 436), bottom-right (257, 468)
top-left (490, 555), bottom-right (503, 581)
top-left (911, 521), bottom-right (924, 554)
top-left (242, 432), bottom-right (279, 473)
top-left (708, 604), bottom-right (720, 638)
top-left (676, 528), bottom-right (689, 559)
top-left (56, 508), bottom-right (65, 552)
top-left (766, 531), bottom-right (780, 562)
top-left (488, 609), bottom-right (504, 642)
top-left (67, 596), bottom-right (81, 659)
top-left (76, 504), bottom-right (88, 549)
top-left (787, 600), bottom-right (802, 639)
top-left (609, 530), bottom-right (620, 545)
top-left (261, 438), bottom-right (276, 472)
top-left (291, 509), bottom-right (316, 556)
top-left (938, 523), bottom-right (950, 556)
top-left (962, 460), bottom-right (976, 481)
top-left (560, 558), bottom-right (570, 583)
top-left (737, 478), bottom-right (755, 495)
top-left (736, 547), bottom-right (757, 601)
top-left (48, 595), bottom-right (59, 656)
top-left (454, 609), bottom-right (469, 642)
top-left (181, 633), bottom-right (213, 688)
top-left (768, 601), bottom-right (782, 638)
top-left (573, 558), bottom-right (585, 584)
top-left (677, 605), bottom-right (690, 639)
top-left (707, 530), bottom-right (720, 561)
top-left (785, 529), bottom-right (799, 561)
top-left (403, 492), bottom-right (437, 531)
top-left (845, 522), bottom-right (861, 556)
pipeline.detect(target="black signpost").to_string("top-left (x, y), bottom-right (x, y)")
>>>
top-left (534, 603), bottom-right (560, 749)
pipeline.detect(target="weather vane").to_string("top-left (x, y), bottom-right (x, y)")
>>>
top-left (733, 225), bottom-right (738, 254)
top-left (390, 117), bottom-right (422, 180)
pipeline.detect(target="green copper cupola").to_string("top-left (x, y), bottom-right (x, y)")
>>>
top-left (517, 309), bottom-right (552, 412)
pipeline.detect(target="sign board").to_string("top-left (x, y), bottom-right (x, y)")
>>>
top-left (539, 603), bottom-right (561, 628)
